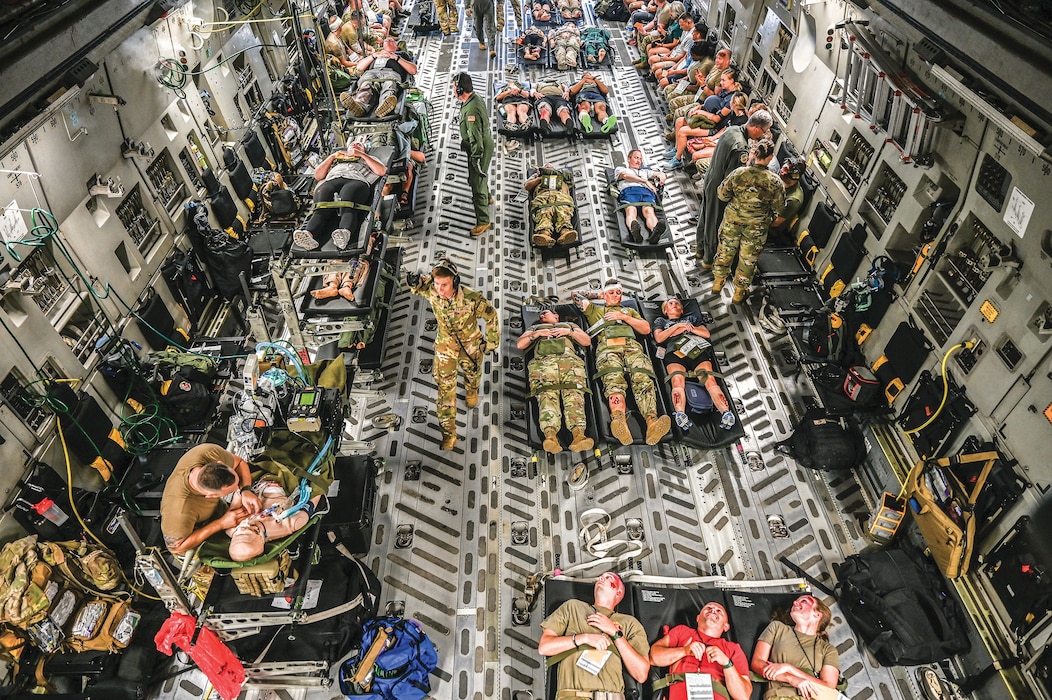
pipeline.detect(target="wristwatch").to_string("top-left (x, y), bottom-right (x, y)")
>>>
top-left (610, 627), bottom-right (624, 641)
top-left (722, 660), bottom-right (734, 669)
top-left (239, 485), bottom-right (254, 493)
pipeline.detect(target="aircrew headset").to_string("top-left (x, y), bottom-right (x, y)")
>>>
top-left (453, 72), bottom-right (473, 97)
top-left (433, 257), bottom-right (460, 291)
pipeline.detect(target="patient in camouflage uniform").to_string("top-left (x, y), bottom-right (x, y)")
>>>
top-left (516, 305), bottom-right (594, 454)
top-left (524, 163), bottom-right (578, 247)
top-left (575, 280), bottom-right (671, 446)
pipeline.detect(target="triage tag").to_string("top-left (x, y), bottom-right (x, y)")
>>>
top-left (684, 673), bottom-right (715, 700)
top-left (575, 649), bottom-right (612, 675)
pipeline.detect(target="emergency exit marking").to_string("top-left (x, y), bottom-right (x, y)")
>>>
top-left (1044, 402), bottom-right (1052, 425)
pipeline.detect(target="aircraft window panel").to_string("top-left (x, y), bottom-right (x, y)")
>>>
top-left (722, 5), bottom-right (736, 45)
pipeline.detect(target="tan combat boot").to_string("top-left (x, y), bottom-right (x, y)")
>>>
top-left (568, 428), bottom-right (594, 452)
top-left (711, 277), bottom-right (726, 294)
top-left (610, 411), bottom-right (632, 446)
top-left (542, 429), bottom-right (562, 454)
top-left (645, 413), bottom-right (671, 445)
top-left (440, 424), bottom-right (457, 451)
top-left (731, 287), bottom-right (747, 304)
top-left (466, 386), bottom-right (479, 408)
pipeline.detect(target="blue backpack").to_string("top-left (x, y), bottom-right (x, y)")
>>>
top-left (339, 617), bottom-right (438, 700)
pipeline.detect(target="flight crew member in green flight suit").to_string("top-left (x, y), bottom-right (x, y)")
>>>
top-left (713, 137), bottom-right (786, 304)
top-left (516, 304), bottom-right (594, 454)
top-left (574, 280), bottom-right (671, 446)
top-left (453, 72), bottom-right (495, 237)
top-left (410, 257), bottom-right (500, 451)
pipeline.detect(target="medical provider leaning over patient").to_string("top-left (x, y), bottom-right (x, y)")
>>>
top-left (160, 443), bottom-right (324, 561)
top-left (410, 257), bottom-right (500, 451)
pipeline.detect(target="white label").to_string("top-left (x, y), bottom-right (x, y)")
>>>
top-left (1003, 186), bottom-right (1033, 238)
top-left (575, 649), bottom-right (611, 675)
top-left (685, 672), bottom-right (715, 700)
top-left (1, 201), bottom-right (28, 243)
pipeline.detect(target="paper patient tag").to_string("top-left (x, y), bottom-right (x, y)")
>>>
top-left (684, 673), bottom-right (715, 700)
top-left (575, 649), bottom-right (612, 675)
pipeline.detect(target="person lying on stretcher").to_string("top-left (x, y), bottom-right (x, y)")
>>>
top-left (652, 297), bottom-right (735, 431)
top-left (310, 231), bottom-right (383, 300)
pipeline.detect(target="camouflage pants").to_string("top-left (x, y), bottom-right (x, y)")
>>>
top-left (713, 220), bottom-right (768, 289)
top-left (435, 0), bottom-right (459, 32)
top-left (529, 353), bottom-right (587, 433)
top-left (532, 189), bottom-right (575, 236)
top-left (595, 339), bottom-right (657, 417)
top-left (434, 331), bottom-right (483, 432)
top-left (496, 0), bottom-right (521, 28)
top-left (667, 93), bottom-right (694, 115)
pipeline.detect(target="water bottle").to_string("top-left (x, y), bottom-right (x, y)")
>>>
top-left (32, 497), bottom-right (69, 526)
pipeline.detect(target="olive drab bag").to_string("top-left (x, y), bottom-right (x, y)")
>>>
top-left (905, 450), bottom-right (999, 578)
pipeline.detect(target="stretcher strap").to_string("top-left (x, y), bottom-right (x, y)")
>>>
top-left (314, 200), bottom-right (374, 212)
top-left (528, 382), bottom-right (591, 397)
top-left (663, 367), bottom-right (722, 383)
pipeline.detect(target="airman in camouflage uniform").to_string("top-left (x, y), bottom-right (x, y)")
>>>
top-left (516, 307), bottom-right (594, 454)
top-left (411, 258), bottom-right (500, 450)
top-left (525, 164), bottom-right (578, 247)
top-left (694, 110), bottom-right (772, 269)
top-left (575, 281), bottom-right (671, 446)
top-left (714, 138), bottom-right (786, 303)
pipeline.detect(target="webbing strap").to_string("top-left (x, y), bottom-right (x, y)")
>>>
top-left (314, 200), bottom-right (373, 212)
top-left (651, 672), bottom-right (730, 699)
top-left (662, 367), bottom-right (723, 383)
top-left (529, 381), bottom-right (590, 397)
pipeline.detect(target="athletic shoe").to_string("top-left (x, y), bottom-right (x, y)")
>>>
top-left (666, 156), bottom-right (683, 170)
top-left (719, 410), bottom-right (736, 430)
top-left (648, 220), bottom-right (666, 244)
top-left (674, 411), bottom-right (693, 431)
top-left (331, 228), bottom-right (352, 250)
top-left (580, 112), bottom-right (593, 133)
top-left (663, 148), bottom-right (677, 159)
top-left (293, 229), bottom-right (319, 250)
top-left (600, 115), bottom-right (617, 133)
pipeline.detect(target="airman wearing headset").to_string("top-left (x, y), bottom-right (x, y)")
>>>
top-left (453, 73), bottom-right (495, 237)
top-left (409, 257), bottom-right (500, 450)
